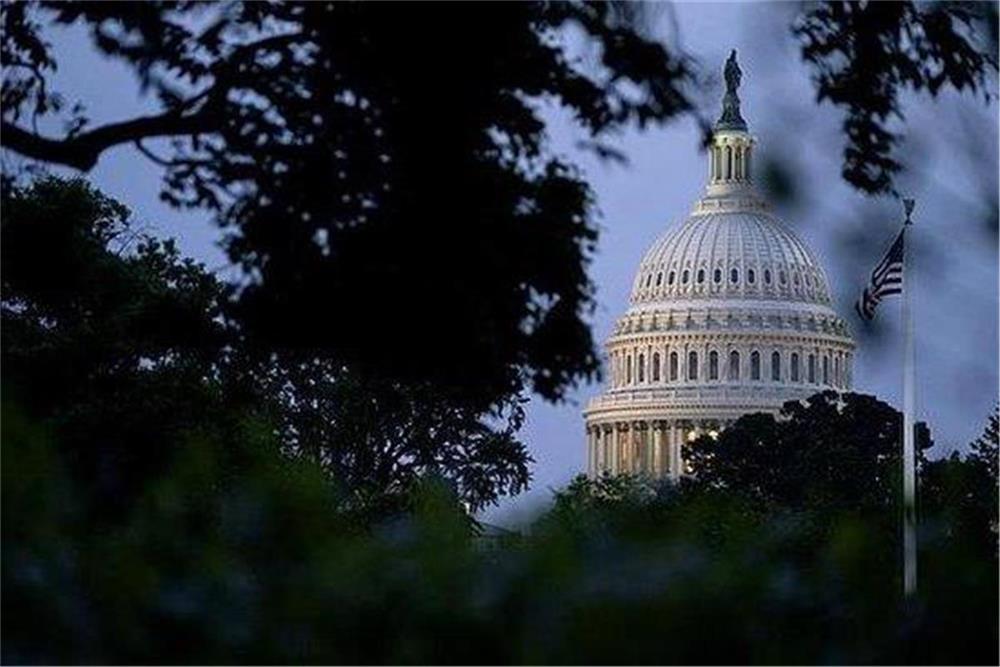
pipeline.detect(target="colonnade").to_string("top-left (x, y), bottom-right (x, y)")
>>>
top-left (609, 343), bottom-right (852, 391)
top-left (584, 419), bottom-right (730, 480)
top-left (710, 140), bottom-right (752, 183)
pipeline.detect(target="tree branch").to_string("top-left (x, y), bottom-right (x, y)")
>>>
top-left (2, 109), bottom-right (217, 171)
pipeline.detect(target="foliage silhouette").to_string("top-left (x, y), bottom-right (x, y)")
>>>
top-left (4, 398), bottom-right (997, 664)
top-left (1, 177), bottom-right (530, 516)
top-left (2, 2), bottom-right (698, 410)
top-left (684, 391), bottom-right (934, 518)
top-left (794, 1), bottom-right (996, 194)
top-left (1, 2), bottom-right (995, 411)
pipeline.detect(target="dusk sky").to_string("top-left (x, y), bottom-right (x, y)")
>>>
top-left (33, 3), bottom-right (999, 524)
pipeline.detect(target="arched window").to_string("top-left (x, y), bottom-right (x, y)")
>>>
top-left (735, 146), bottom-right (743, 179)
top-left (714, 268), bottom-right (722, 284)
top-left (626, 355), bottom-right (632, 384)
top-left (697, 269), bottom-right (705, 284)
top-left (668, 271), bottom-right (675, 286)
top-left (822, 355), bottom-right (830, 384)
top-left (709, 350), bottom-right (719, 380)
top-left (730, 268), bottom-right (739, 284)
top-left (638, 353), bottom-right (645, 382)
top-left (779, 270), bottom-right (787, 285)
top-left (725, 145), bottom-right (733, 180)
top-left (748, 269), bottom-right (756, 284)
top-left (688, 351), bottom-right (698, 381)
top-left (791, 353), bottom-right (800, 382)
top-left (669, 352), bottom-right (679, 381)
top-left (764, 269), bottom-right (772, 285)
top-left (682, 270), bottom-right (690, 284)
top-left (834, 355), bottom-right (841, 387)
top-left (656, 272), bottom-right (662, 286)
top-left (771, 351), bottom-right (781, 381)
top-left (808, 354), bottom-right (816, 383)
top-left (652, 352), bottom-right (660, 381)
top-left (750, 351), bottom-right (761, 380)
top-left (793, 272), bottom-right (800, 286)
top-left (645, 274), bottom-right (652, 287)
top-left (728, 351), bottom-right (740, 381)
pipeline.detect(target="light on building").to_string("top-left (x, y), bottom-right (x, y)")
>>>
top-left (708, 430), bottom-right (719, 440)
top-left (687, 431), bottom-right (698, 442)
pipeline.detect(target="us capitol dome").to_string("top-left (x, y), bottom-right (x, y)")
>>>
top-left (583, 51), bottom-right (855, 479)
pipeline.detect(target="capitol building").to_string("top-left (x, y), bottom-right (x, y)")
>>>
top-left (583, 52), bottom-right (855, 479)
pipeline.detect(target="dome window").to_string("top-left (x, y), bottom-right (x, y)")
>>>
top-left (779, 270), bottom-right (787, 285)
top-left (688, 351), bottom-right (698, 381)
top-left (791, 353), bottom-right (800, 382)
top-left (808, 354), bottom-right (816, 383)
top-left (656, 272), bottom-right (663, 286)
top-left (771, 351), bottom-right (781, 381)
top-left (793, 272), bottom-right (800, 286)
top-left (626, 355), bottom-right (632, 384)
top-left (748, 269), bottom-right (756, 284)
top-left (697, 269), bottom-right (705, 284)
top-left (730, 268), bottom-right (739, 284)
top-left (709, 351), bottom-right (719, 380)
top-left (764, 269), bottom-right (772, 285)
top-left (750, 351), bottom-right (761, 380)
top-left (652, 352), bottom-right (660, 381)
top-left (682, 270), bottom-right (690, 284)
top-left (646, 274), bottom-right (652, 287)
top-left (638, 354), bottom-right (645, 382)
top-left (668, 271), bottom-right (675, 286)
top-left (804, 274), bottom-right (811, 287)
top-left (823, 355), bottom-right (830, 384)
top-left (728, 351), bottom-right (740, 381)
top-left (713, 269), bottom-right (722, 284)
top-left (669, 352), bottom-right (679, 381)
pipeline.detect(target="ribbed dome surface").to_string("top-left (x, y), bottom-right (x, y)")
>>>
top-left (630, 209), bottom-right (831, 306)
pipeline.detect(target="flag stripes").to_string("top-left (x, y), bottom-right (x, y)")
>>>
top-left (855, 228), bottom-right (905, 321)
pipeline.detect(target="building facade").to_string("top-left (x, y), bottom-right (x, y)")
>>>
top-left (583, 52), bottom-right (855, 479)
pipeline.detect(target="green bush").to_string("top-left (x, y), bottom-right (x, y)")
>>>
top-left (4, 402), bottom-right (997, 664)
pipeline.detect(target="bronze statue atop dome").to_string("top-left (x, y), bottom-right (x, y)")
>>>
top-left (716, 49), bottom-right (747, 131)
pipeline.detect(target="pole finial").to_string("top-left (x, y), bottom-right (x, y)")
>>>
top-left (903, 198), bottom-right (915, 224)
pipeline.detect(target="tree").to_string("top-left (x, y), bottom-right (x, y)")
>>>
top-left (2, 2), bottom-right (698, 412)
top-left (1, 177), bottom-right (234, 518)
top-left (2, 176), bottom-right (535, 515)
top-left (794, 1), bottom-right (997, 194)
top-left (2, 2), bottom-right (995, 410)
top-left (683, 391), bottom-right (934, 518)
top-left (921, 407), bottom-right (999, 559)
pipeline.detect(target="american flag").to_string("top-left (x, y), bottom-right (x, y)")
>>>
top-left (855, 228), bottom-right (905, 321)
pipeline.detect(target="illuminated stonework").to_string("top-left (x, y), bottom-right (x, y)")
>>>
top-left (582, 53), bottom-right (855, 479)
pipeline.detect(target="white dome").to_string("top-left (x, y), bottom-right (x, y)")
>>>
top-left (582, 51), bottom-right (856, 481)
top-left (630, 209), bottom-right (832, 308)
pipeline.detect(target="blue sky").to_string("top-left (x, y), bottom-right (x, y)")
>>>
top-left (31, 3), bottom-right (999, 524)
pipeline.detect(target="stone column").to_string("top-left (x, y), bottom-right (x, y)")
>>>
top-left (584, 427), bottom-right (590, 478)
top-left (666, 420), bottom-right (677, 479)
top-left (597, 426), bottom-right (605, 474)
top-left (585, 427), bottom-right (592, 478)
top-left (610, 423), bottom-right (619, 474)
top-left (644, 422), bottom-right (652, 474)
top-left (676, 422), bottom-right (685, 480)
top-left (652, 421), bottom-right (663, 477)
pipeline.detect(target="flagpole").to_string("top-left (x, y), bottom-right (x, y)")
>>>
top-left (902, 197), bottom-right (916, 599)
